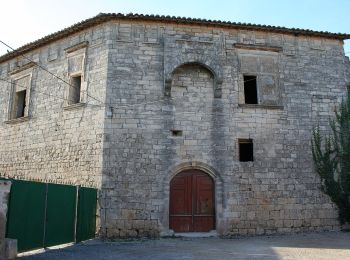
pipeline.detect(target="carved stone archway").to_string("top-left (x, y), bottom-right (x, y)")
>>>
top-left (163, 36), bottom-right (224, 98)
top-left (160, 161), bottom-right (224, 235)
top-left (164, 60), bottom-right (223, 98)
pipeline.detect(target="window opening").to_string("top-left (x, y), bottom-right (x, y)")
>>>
top-left (239, 139), bottom-right (254, 162)
top-left (244, 75), bottom-right (258, 104)
top-left (15, 90), bottom-right (26, 118)
top-left (171, 130), bottom-right (183, 137)
top-left (68, 75), bottom-right (81, 104)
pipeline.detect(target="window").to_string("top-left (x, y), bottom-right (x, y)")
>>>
top-left (243, 75), bottom-right (258, 104)
top-left (9, 74), bottom-right (31, 120)
top-left (239, 139), bottom-right (254, 162)
top-left (171, 130), bottom-right (183, 137)
top-left (68, 75), bottom-right (81, 105)
top-left (65, 43), bottom-right (88, 107)
top-left (14, 90), bottom-right (26, 118)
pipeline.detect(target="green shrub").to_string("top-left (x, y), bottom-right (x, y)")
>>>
top-left (312, 90), bottom-right (350, 224)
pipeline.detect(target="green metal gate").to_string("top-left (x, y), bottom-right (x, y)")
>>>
top-left (45, 184), bottom-right (77, 247)
top-left (5, 179), bottom-right (97, 252)
top-left (76, 187), bottom-right (97, 242)
top-left (6, 180), bottom-right (46, 252)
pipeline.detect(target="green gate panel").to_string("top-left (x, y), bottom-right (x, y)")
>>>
top-left (6, 180), bottom-right (46, 252)
top-left (76, 187), bottom-right (97, 242)
top-left (44, 183), bottom-right (77, 247)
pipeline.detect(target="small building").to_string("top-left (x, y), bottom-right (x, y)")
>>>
top-left (0, 13), bottom-right (349, 237)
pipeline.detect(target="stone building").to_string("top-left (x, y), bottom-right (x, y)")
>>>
top-left (0, 13), bottom-right (349, 238)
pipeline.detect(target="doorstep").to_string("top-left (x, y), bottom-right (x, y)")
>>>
top-left (173, 230), bottom-right (218, 238)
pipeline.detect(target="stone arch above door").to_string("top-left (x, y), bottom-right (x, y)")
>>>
top-left (168, 161), bottom-right (222, 183)
top-left (159, 161), bottom-right (225, 234)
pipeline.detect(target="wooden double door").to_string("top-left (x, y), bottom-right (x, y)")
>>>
top-left (169, 170), bottom-right (215, 232)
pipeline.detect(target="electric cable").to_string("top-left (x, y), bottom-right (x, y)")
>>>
top-left (0, 77), bottom-right (102, 107)
top-left (0, 40), bottom-right (106, 106)
top-left (0, 40), bottom-right (263, 112)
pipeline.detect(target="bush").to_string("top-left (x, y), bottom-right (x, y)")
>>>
top-left (312, 90), bottom-right (350, 224)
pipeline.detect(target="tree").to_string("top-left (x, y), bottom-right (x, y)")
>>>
top-left (312, 89), bottom-right (350, 224)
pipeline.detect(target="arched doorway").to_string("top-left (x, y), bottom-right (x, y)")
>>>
top-left (169, 169), bottom-right (215, 232)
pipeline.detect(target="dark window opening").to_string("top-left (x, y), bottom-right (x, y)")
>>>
top-left (15, 90), bottom-right (26, 118)
top-left (69, 75), bottom-right (81, 104)
top-left (239, 139), bottom-right (254, 162)
top-left (171, 130), bottom-right (183, 137)
top-left (243, 75), bottom-right (258, 104)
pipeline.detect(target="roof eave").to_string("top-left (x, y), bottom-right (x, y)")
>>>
top-left (0, 13), bottom-right (349, 64)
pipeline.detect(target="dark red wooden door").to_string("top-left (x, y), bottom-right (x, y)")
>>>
top-left (169, 170), bottom-right (215, 232)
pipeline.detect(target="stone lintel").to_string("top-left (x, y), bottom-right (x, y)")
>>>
top-left (238, 104), bottom-right (284, 110)
top-left (64, 41), bottom-right (89, 53)
top-left (9, 62), bottom-right (36, 75)
top-left (234, 43), bottom-right (282, 52)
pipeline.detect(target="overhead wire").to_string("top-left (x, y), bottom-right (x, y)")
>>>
top-left (0, 77), bottom-right (266, 123)
top-left (108, 77), bottom-right (256, 110)
top-left (0, 77), bottom-right (235, 122)
top-left (0, 77), bottom-right (105, 126)
top-left (1, 75), bottom-right (259, 118)
top-left (0, 40), bottom-right (260, 114)
top-left (0, 40), bottom-right (106, 106)
top-left (0, 77), bottom-right (102, 108)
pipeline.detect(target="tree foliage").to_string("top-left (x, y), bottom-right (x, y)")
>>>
top-left (312, 90), bottom-right (350, 224)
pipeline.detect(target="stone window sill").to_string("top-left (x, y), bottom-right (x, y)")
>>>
top-left (143, 41), bottom-right (160, 45)
top-left (238, 104), bottom-right (284, 110)
top-left (63, 103), bottom-right (86, 111)
top-left (239, 161), bottom-right (255, 166)
top-left (116, 40), bottom-right (134, 43)
top-left (4, 116), bottom-right (30, 124)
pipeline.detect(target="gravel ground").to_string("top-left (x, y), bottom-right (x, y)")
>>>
top-left (19, 231), bottom-right (350, 260)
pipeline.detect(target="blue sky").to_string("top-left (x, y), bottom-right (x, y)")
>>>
top-left (0, 0), bottom-right (349, 56)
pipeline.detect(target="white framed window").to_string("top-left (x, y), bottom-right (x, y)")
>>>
top-left (8, 72), bottom-right (32, 120)
top-left (64, 42), bottom-right (88, 107)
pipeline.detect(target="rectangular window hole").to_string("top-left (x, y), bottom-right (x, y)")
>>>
top-left (68, 75), bottom-right (81, 104)
top-left (239, 139), bottom-right (254, 162)
top-left (243, 75), bottom-right (258, 104)
top-left (15, 89), bottom-right (26, 118)
top-left (171, 130), bottom-right (183, 137)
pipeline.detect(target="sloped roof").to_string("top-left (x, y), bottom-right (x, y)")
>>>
top-left (1, 12), bottom-right (349, 63)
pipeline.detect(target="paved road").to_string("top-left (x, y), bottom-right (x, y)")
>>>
top-left (20, 232), bottom-right (350, 260)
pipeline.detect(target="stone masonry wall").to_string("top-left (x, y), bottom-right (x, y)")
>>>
top-left (0, 19), bottom-right (349, 239)
top-left (101, 21), bottom-right (350, 237)
top-left (0, 24), bottom-right (109, 187)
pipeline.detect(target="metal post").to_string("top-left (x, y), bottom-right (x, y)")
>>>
top-left (74, 185), bottom-right (79, 243)
top-left (42, 183), bottom-right (48, 248)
